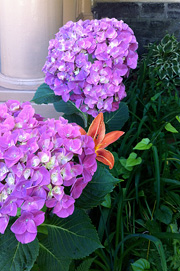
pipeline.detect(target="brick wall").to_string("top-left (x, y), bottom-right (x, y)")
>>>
top-left (92, 2), bottom-right (180, 53)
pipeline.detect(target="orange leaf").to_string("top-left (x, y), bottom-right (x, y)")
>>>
top-left (98, 131), bottom-right (124, 149)
top-left (96, 148), bottom-right (115, 169)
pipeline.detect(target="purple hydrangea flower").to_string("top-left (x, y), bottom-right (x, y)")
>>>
top-left (43, 18), bottom-right (138, 117)
top-left (0, 100), bottom-right (97, 243)
top-left (11, 210), bottom-right (45, 244)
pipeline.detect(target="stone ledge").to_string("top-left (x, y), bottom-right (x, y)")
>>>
top-left (0, 73), bottom-right (44, 91)
top-left (0, 86), bottom-right (61, 119)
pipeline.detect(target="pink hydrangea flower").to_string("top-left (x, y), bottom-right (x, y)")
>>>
top-left (43, 18), bottom-right (138, 117)
top-left (0, 100), bottom-right (97, 243)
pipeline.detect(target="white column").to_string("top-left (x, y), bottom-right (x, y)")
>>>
top-left (0, 0), bottom-right (63, 90)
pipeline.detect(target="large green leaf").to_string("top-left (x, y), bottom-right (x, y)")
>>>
top-left (0, 226), bottom-right (39, 271)
top-left (75, 257), bottom-right (96, 271)
top-left (41, 209), bottom-right (102, 260)
top-left (76, 164), bottom-right (118, 209)
top-left (103, 102), bottom-right (129, 131)
top-left (63, 113), bottom-right (85, 128)
top-left (38, 239), bottom-right (71, 271)
top-left (31, 83), bottom-right (61, 104)
top-left (54, 100), bottom-right (81, 115)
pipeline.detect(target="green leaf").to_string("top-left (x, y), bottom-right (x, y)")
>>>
top-left (164, 40), bottom-right (173, 53)
top-left (114, 234), bottom-right (167, 271)
top-left (101, 193), bottom-right (111, 208)
top-left (133, 138), bottom-right (153, 150)
top-left (161, 34), bottom-right (170, 46)
top-left (41, 209), bottom-right (102, 259)
top-left (131, 258), bottom-right (150, 271)
top-left (176, 115), bottom-right (180, 123)
top-left (156, 205), bottom-right (173, 225)
top-left (38, 239), bottom-right (71, 271)
top-left (75, 257), bottom-right (96, 271)
top-left (31, 83), bottom-right (61, 104)
top-left (126, 152), bottom-right (142, 167)
top-left (63, 113), bottom-right (85, 127)
top-left (0, 226), bottom-right (39, 271)
top-left (165, 123), bottom-right (178, 133)
top-left (54, 100), bottom-right (81, 115)
top-left (151, 92), bottom-right (163, 102)
top-left (120, 158), bottom-right (133, 172)
top-left (104, 102), bottom-right (129, 131)
top-left (30, 264), bottom-right (40, 271)
top-left (174, 77), bottom-right (180, 86)
top-left (76, 163), bottom-right (118, 209)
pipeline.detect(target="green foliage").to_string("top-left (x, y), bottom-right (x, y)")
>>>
top-left (40, 209), bottom-right (102, 260)
top-left (0, 224), bottom-right (39, 271)
top-left (104, 102), bottom-right (129, 131)
top-left (131, 258), bottom-right (151, 271)
top-left (165, 123), bottom-right (178, 133)
top-left (37, 239), bottom-right (71, 271)
top-left (156, 205), bottom-right (173, 225)
top-left (133, 138), bottom-right (153, 150)
top-left (76, 163), bottom-right (119, 209)
top-left (31, 83), bottom-right (61, 104)
top-left (90, 34), bottom-right (180, 271)
top-left (75, 257), bottom-right (96, 271)
top-left (146, 34), bottom-right (180, 84)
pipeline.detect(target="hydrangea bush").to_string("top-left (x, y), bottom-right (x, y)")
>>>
top-left (42, 18), bottom-right (138, 117)
top-left (0, 100), bottom-right (97, 244)
top-left (1, 18), bottom-right (136, 271)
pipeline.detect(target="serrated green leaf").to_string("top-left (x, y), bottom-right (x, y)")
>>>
top-left (0, 226), bottom-right (39, 271)
top-left (75, 257), bottom-right (96, 271)
top-left (165, 123), bottom-right (178, 133)
top-left (53, 100), bottom-right (83, 115)
top-left (32, 83), bottom-right (61, 104)
top-left (133, 138), bottom-right (153, 150)
top-left (41, 209), bottom-right (102, 259)
top-left (156, 205), bottom-right (173, 225)
top-left (76, 164), bottom-right (118, 209)
top-left (38, 239), bottom-right (71, 271)
top-left (104, 102), bottom-right (129, 131)
top-left (131, 258), bottom-right (150, 271)
top-left (63, 113), bottom-right (85, 127)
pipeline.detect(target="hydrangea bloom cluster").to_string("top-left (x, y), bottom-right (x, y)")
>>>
top-left (43, 18), bottom-right (138, 117)
top-left (0, 100), bottom-right (97, 244)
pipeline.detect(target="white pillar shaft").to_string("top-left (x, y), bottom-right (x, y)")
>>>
top-left (0, 0), bottom-right (63, 89)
